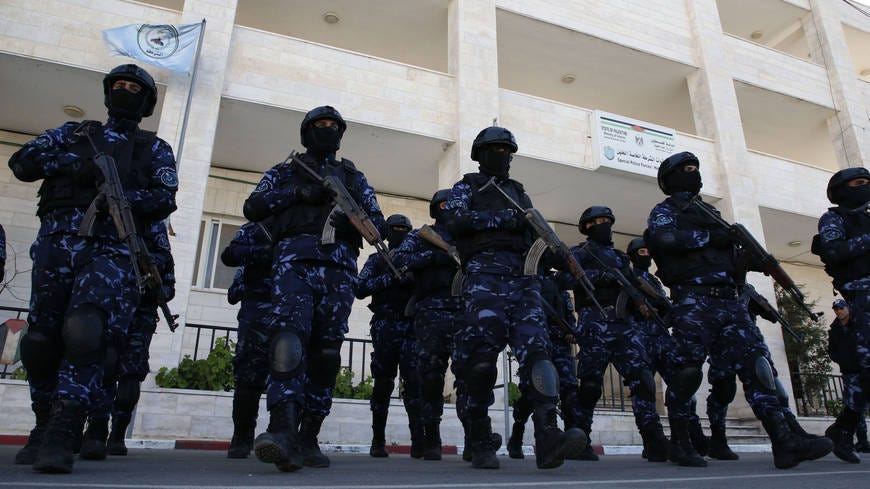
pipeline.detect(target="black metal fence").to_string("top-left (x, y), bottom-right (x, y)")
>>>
top-left (792, 372), bottom-right (845, 417)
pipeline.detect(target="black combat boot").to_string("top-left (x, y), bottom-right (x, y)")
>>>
top-left (668, 417), bottom-right (707, 467)
top-left (14, 401), bottom-right (51, 465)
top-left (106, 413), bottom-right (131, 456)
top-left (462, 419), bottom-right (502, 462)
top-left (369, 411), bottom-right (389, 458)
top-left (782, 410), bottom-right (822, 440)
top-left (79, 417), bottom-right (109, 460)
top-left (764, 414), bottom-right (833, 469)
top-left (707, 424), bottom-right (739, 460)
top-left (227, 387), bottom-right (261, 459)
top-left (468, 416), bottom-right (499, 469)
top-left (409, 418), bottom-right (425, 459)
top-left (423, 422), bottom-right (442, 460)
top-left (825, 408), bottom-right (861, 464)
top-left (299, 413), bottom-right (330, 467)
top-left (575, 427), bottom-right (599, 461)
top-left (640, 423), bottom-right (669, 462)
top-left (33, 399), bottom-right (88, 473)
top-left (507, 420), bottom-right (526, 459)
top-left (689, 420), bottom-right (709, 457)
top-left (532, 403), bottom-right (587, 469)
top-left (856, 423), bottom-right (870, 453)
top-left (253, 401), bottom-right (303, 472)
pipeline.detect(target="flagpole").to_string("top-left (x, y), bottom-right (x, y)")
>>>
top-left (173, 18), bottom-right (206, 171)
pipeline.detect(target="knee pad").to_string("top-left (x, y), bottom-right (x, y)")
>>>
top-left (102, 347), bottom-right (119, 386)
top-left (751, 353), bottom-right (776, 392)
top-left (114, 377), bottom-right (141, 413)
top-left (774, 377), bottom-right (789, 406)
top-left (578, 378), bottom-right (603, 409)
top-left (634, 369), bottom-right (657, 403)
top-left (19, 331), bottom-right (62, 379)
top-left (62, 304), bottom-right (107, 365)
top-left (307, 340), bottom-right (342, 389)
top-left (466, 354), bottom-right (498, 399)
top-left (269, 331), bottom-right (303, 381)
top-left (710, 378), bottom-right (737, 405)
top-left (527, 355), bottom-right (559, 400)
top-left (421, 371), bottom-right (445, 402)
top-left (372, 377), bottom-right (395, 402)
top-left (670, 364), bottom-right (703, 404)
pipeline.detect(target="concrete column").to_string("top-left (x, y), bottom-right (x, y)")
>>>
top-left (149, 0), bottom-right (239, 371)
top-left (804, 0), bottom-right (870, 169)
top-left (441, 0), bottom-right (501, 188)
top-left (683, 0), bottom-right (793, 418)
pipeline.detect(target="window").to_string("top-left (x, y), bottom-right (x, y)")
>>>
top-left (192, 217), bottom-right (243, 290)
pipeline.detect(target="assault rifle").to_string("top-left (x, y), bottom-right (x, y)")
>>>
top-left (743, 286), bottom-right (804, 343)
top-left (481, 177), bottom-right (604, 315)
top-left (417, 225), bottom-right (465, 297)
top-left (689, 196), bottom-right (820, 323)
top-left (581, 243), bottom-right (669, 330)
top-left (286, 151), bottom-right (402, 279)
top-left (75, 124), bottom-right (179, 332)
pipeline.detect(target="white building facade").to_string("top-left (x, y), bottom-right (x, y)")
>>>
top-left (1, 0), bottom-right (869, 437)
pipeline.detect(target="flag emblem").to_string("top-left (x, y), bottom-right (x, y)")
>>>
top-left (137, 25), bottom-right (180, 59)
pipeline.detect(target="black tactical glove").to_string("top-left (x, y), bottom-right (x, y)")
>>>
top-left (429, 249), bottom-right (455, 266)
top-left (501, 209), bottom-right (526, 232)
top-left (329, 210), bottom-right (354, 233)
top-left (296, 184), bottom-right (334, 204)
top-left (709, 229), bottom-right (733, 249)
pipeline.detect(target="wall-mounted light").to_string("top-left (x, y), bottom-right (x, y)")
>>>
top-left (561, 74), bottom-right (576, 84)
top-left (787, 240), bottom-right (802, 247)
top-left (323, 12), bottom-right (340, 24)
top-left (750, 30), bottom-right (764, 40)
top-left (63, 105), bottom-right (85, 118)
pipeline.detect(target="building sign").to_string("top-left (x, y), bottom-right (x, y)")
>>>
top-left (591, 110), bottom-right (676, 177)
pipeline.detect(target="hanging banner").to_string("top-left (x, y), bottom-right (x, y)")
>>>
top-left (591, 110), bottom-right (676, 177)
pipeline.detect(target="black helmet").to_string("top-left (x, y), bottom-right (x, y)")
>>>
top-left (578, 206), bottom-right (615, 234)
top-left (430, 189), bottom-right (451, 219)
top-left (471, 126), bottom-right (518, 161)
top-left (299, 105), bottom-right (347, 148)
top-left (626, 238), bottom-right (647, 256)
top-left (386, 214), bottom-right (412, 230)
top-left (827, 167), bottom-right (870, 204)
top-left (657, 151), bottom-right (699, 194)
top-left (103, 64), bottom-right (158, 118)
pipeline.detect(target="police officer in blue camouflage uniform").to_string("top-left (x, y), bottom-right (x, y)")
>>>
top-left (446, 126), bottom-right (585, 470)
top-left (813, 167), bottom-right (870, 464)
top-left (80, 220), bottom-right (175, 460)
top-left (9, 64), bottom-right (177, 473)
top-left (243, 105), bottom-right (387, 472)
top-left (356, 214), bottom-right (424, 459)
top-left (392, 190), bottom-right (463, 461)
top-left (646, 151), bottom-right (831, 469)
top-left (566, 208), bottom-right (667, 463)
top-left (221, 219), bottom-right (275, 459)
top-left (507, 269), bottom-right (581, 460)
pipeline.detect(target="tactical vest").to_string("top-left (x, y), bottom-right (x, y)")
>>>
top-left (273, 157), bottom-right (363, 249)
top-left (414, 253), bottom-right (458, 299)
top-left (37, 122), bottom-right (155, 218)
top-left (651, 198), bottom-right (735, 287)
top-left (819, 206), bottom-right (870, 289)
top-left (574, 242), bottom-right (626, 308)
top-left (454, 173), bottom-right (531, 261)
top-left (370, 257), bottom-right (415, 313)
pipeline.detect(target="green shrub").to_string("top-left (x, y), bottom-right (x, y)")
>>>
top-left (155, 338), bottom-right (235, 391)
top-left (332, 367), bottom-right (374, 400)
top-left (508, 381), bottom-right (521, 407)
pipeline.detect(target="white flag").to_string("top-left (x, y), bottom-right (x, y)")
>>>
top-left (103, 22), bottom-right (203, 74)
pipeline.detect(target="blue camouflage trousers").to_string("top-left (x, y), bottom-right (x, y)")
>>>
top-left (414, 302), bottom-right (464, 424)
top-left (233, 298), bottom-right (272, 390)
top-left (455, 272), bottom-right (550, 419)
top-left (266, 259), bottom-right (354, 415)
top-left (577, 309), bottom-right (658, 431)
top-left (90, 302), bottom-right (158, 420)
top-left (27, 233), bottom-right (137, 405)
top-left (666, 292), bottom-right (782, 421)
top-left (842, 372), bottom-right (869, 414)
top-left (843, 287), bottom-right (870, 372)
top-left (369, 313), bottom-right (421, 417)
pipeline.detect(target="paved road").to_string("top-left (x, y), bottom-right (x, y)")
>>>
top-left (1, 447), bottom-right (869, 489)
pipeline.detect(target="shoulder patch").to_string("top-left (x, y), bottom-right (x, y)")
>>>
top-left (156, 167), bottom-right (178, 188)
top-left (32, 135), bottom-right (52, 149)
top-left (653, 214), bottom-right (674, 226)
top-left (156, 233), bottom-right (171, 251)
top-left (822, 229), bottom-right (844, 241)
top-left (254, 179), bottom-right (272, 193)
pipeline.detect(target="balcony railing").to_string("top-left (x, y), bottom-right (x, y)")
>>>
top-left (792, 372), bottom-right (844, 417)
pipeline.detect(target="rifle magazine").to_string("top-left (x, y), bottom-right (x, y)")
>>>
top-left (524, 238), bottom-right (548, 276)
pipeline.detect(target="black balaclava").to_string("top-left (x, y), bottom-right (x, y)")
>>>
top-left (304, 125), bottom-right (342, 156)
top-left (587, 222), bottom-right (613, 246)
top-left (832, 184), bottom-right (870, 210)
top-left (108, 89), bottom-right (147, 122)
top-left (387, 228), bottom-right (410, 250)
top-left (478, 148), bottom-right (512, 179)
top-left (631, 253), bottom-right (652, 271)
top-left (664, 167), bottom-right (702, 195)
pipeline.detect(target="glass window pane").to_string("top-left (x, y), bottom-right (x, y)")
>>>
top-left (212, 223), bottom-right (242, 290)
top-left (191, 220), bottom-right (206, 286)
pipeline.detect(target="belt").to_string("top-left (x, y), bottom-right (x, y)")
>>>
top-left (674, 285), bottom-right (738, 299)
